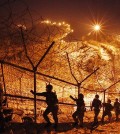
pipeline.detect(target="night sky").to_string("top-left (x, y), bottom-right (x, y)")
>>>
top-left (27, 0), bottom-right (120, 39)
top-left (1, 0), bottom-right (120, 39)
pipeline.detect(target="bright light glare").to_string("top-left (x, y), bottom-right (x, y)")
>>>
top-left (94, 25), bottom-right (100, 31)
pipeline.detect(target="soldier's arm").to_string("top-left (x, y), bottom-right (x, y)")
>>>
top-left (30, 90), bottom-right (46, 96)
top-left (91, 99), bottom-right (95, 108)
top-left (69, 95), bottom-right (76, 101)
top-left (90, 102), bottom-right (93, 111)
top-left (99, 101), bottom-right (102, 108)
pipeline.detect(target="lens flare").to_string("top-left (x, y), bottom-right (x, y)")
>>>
top-left (94, 25), bottom-right (100, 31)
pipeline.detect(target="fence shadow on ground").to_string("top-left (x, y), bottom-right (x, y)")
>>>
top-left (1, 118), bottom-right (120, 134)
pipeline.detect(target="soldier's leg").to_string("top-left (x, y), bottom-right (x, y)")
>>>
top-left (0, 112), bottom-right (5, 132)
top-left (78, 112), bottom-right (84, 126)
top-left (52, 106), bottom-right (58, 125)
top-left (94, 109), bottom-right (100, 123)
top-left (101, 112), bottom-right (106, 123)
top-left (108, 112), bottom-right (112, 122)
top-left (115, 111), bottom-right (119, 121)
top-left (43, 107), bottom-right (51, 123)
top-left (72, 111), bottom-right (78, 124)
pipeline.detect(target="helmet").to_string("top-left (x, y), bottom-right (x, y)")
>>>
top-left (108, 99), bottom-right (111, 103)
top-left (78, 93), bottom-right (84, 99)
top-left (95, 94), bottom-right (99, 98)
top-left (46, 84), bottom-right (53, 91)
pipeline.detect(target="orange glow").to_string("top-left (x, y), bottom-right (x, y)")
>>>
top-left (17, 24), bottom-right (26, 30)
top-left (87, 18), bottom-right (107, 35)
top-left (94, 24), bottom-right (100, 31)
top-left (41, 20), bottom-right (74, 40)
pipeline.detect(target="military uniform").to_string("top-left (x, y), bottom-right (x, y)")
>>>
top-left (31, 84), bottom-right (58, 128)
top-left (0, 84), bottom-right (5, 132)
top-left (70, 94), bottom-right (85, 127)
top-left (114, 99), bottom-right (120, 121)
top-left (39, 92), bottom-right (58, 126)
top-left (92, 97), bottom-right (101, 124)
top-left (101, 100), bottom-right (113, 123)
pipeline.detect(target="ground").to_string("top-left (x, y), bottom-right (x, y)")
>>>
top-left (1, 111), bottom-right (120, 134)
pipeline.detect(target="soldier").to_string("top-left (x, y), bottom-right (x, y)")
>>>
top-left (101, 99), bottom-right (113, 123)
top-left (114, 98), bottom-right (120, 121)
top-left (0, 84), bottom-right (3, 108)
top-left (30, 84), bottom-right (58, 128)
top-left (0, 83), bottom-right (5, 132)
top-left (70, 93), bottom-right (85, 127)
top-left (91, 94), bottom-right (102, 125)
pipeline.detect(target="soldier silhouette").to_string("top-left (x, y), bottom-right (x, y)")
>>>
top-left (30, 84), bottom-right (58, 128)
top-left (91, 94), bottom-right (102, 125)
top-left (70, 93), bottom-right (85, 127)
top-left (114, 98), bottom-right (120, 121)
top-left (101, 99), bottom-right (113, 123)
top-left (0, 84), bottom-right (3, 109)
top-left (0, 83), bottom-right (5, 132)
